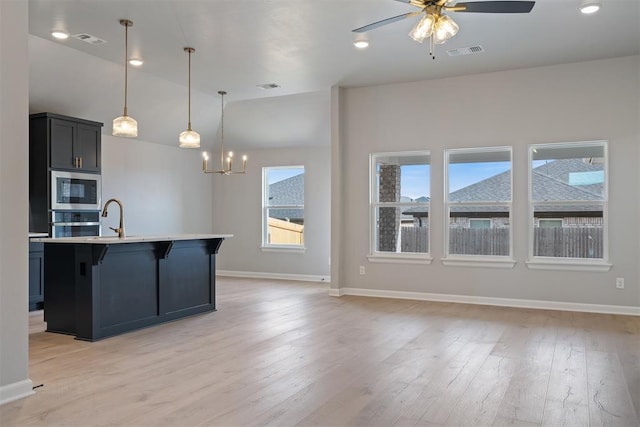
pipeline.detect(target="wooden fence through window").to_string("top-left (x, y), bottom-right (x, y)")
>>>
top-left (397, 226), bottom-right (603, 258)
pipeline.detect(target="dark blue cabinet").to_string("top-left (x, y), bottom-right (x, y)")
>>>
top-left (29, 242), bottom-right (44, 311)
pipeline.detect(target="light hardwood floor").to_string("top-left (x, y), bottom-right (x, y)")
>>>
top-left (2, 277), bottom-right (639, 426)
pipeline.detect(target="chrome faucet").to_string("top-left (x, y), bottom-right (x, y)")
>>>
top-left (101, 198), bottom-right (125, 238)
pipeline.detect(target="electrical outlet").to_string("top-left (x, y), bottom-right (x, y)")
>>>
top-left (616, 277), bottom-right (624, 289)
top-left (359, 266), bottom-right (365, 275)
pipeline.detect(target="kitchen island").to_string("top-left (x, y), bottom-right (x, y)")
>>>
top-left (32, 234), bottom-right (231, 341)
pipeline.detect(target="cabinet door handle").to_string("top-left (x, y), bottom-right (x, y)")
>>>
top-left (79, 157), bottom-right (83, 169)
top-left (73, 157), bottom-right (78, 168)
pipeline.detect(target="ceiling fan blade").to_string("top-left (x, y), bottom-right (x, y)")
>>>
top-left (450, 1), bottom-right (535, 13)
top-left (352, 12), bottom-right (418, 33)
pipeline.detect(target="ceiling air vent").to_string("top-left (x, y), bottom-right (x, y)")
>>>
top-left (72, 33), bottom-right (108, 45)
top-left (446, 45), bottom-right (484, 57)
top-left (257, 83), bottom-right (281, 90)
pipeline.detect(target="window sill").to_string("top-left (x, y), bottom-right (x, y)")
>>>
top-left (260, 245), bottom-right (306, 254)
top-left (367, 254), bottom-right (433, 265)
top-left (526, 259), bottom-right (612, 272)
top-left (441, 257), bottom-right (516, 269)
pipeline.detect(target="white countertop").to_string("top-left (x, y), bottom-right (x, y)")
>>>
top-left (29, 232), bottom-right (49, 238)
top-left (31, 233), bottom-right (233, 244)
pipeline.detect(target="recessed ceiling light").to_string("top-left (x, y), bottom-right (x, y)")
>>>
top-left (580, 1), bottom-right (601, 14)
top-left (128, 58), bottom-right (144, 67)
top-left (353, 39), bottom-right (369, 49)
top-left (51, 31), bottom-right (69, 40)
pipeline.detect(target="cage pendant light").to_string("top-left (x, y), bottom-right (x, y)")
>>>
top-left (112, 19), bottom-right (138, 138)
top-left (179, 47), bottom-right (200, 148)
top-left (202, 91), bottom-right (247, 174)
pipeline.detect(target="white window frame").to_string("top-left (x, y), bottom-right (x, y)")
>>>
top-left (368, 151), bottom-right (432, 264)
top-left (526, 140), bottom-right (611, 272)
top-left (261, 165), bottom-right (306, 253)
top-left (443, 146), bottom-right (515, 269)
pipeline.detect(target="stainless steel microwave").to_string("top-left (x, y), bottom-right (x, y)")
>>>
top-left (51, 170), bottom-right (101, 210)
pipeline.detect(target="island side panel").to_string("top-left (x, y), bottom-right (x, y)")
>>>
top-left (160, 239), bottom-right (217, 319)
top-left (43, 244), bottom-right (78, 335)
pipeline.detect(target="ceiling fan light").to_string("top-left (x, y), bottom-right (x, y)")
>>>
top-left (409, 14), bottom-right (435, 43)
top-left (113, 114), bottom-right (138, 138)
top-left (179, 129), bottom-right (201, 148)
top-left (433, 15), bottom-right (459, 44)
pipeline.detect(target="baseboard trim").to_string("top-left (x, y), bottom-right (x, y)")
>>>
top-left (0, 379), bottom-right (34, 406)
top-left (329, 287), bottom-right (640, 316)
top-left (217, 270), bottom-right (330, 283)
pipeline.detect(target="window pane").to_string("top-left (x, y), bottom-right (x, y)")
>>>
top-left (375, 206), bottom-right (429, 253)
top-left (530, 142), bottom-right (606, 261)
top-left (449, 207), bottom-right (509, 256)
top-left (533, 224), bottom-right (603, 258)
top-left (267, 208), bottom-right (304, 245)
top-left (375, 154), bottom-right (430, 202)
top-left (448, 150), bottom-right (511, 202)
top-left (532, 145), bottom-right (604, 202)
top-left (267, 168), bottom-right (304, 207)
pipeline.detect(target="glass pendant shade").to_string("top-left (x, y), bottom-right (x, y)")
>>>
top-left (434, 15), bottom-right (459, 44)
top-left (409, 14), bottom-right (435, 43)
top-left (179, 129), bottom-right (201, 148)
top-left (112, 114), bottom-right (138, 138)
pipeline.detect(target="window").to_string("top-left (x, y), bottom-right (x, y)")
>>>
top-left (445, 147), bottom-right (513, 263)
top-left (262, 166), bottom-right (304, 249)
top-left (529, 141), bottom-right (608, 267)
top-left (369, 152), bottom-right (430, 261)
top-left (538, 219), bottom-right (563, 228)
top-left (469, 219), bottom-right (492, 229)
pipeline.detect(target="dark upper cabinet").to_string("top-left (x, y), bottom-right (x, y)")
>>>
top-left (31, 113), bottom-right (103, 173)
top-left (76, 124), bottom-right (101, 171)
top-left (49, 118), bottom-right (75, 170)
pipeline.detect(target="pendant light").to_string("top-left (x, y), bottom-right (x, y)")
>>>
top-left (179, 47), bottom-right (200, 148)
top-left (202, 91), bottom-right (247, 174)
top-left (112, 19), bottom-right (138, 138)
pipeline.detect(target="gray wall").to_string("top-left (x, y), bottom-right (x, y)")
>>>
top-left (0, 0), bottom-right (32, 404)
top-left (213, 146), bottom-right (331, 278)
top-left (334, 56), bottom-right (640, 308)
top-left (101, 135), bottom-right (214, 236)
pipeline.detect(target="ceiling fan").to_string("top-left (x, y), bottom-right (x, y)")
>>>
top-left (353, 0), bottom-right (535, 58)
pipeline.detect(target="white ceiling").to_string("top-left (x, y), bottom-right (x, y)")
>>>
top-left (28, 0), bottom-right (640, 149)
